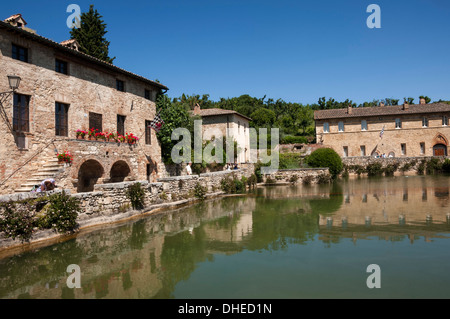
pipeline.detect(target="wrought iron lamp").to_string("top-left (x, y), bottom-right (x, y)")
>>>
top-left (7, 75), bottom-right (21, 91)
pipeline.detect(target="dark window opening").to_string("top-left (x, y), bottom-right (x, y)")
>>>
top-left (116, 80), bottom-right (125, 92)
top-left (117, 115), bottom-right (126, 136)
top-left (55, 59), bottom-right (68, 75)
top-left (12, 44), bottom-right (28, 62)
top-left (55, 102), bottom-right (69, 136)
top-left (13, 93), bottom-right (30, 132)
top-left (89, 112), bottom-right (103, 133)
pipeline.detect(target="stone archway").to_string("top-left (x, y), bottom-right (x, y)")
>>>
top-left (110, 160), bottom-right (131, 183)
top-left (433, 133), bottom-right (448, 156)
top-left (77, 160), bottom-right (104, 193)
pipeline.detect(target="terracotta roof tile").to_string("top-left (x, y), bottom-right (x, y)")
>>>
top-left (0, 19), bottom-right (168, 91)
top-left (193, 108), bottom-right (252, 121)
top-left (314, 103), bottom-right (450, 120)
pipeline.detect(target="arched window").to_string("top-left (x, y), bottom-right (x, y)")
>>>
top-left (323, 122), bottom-right (330, 133)
top-left (395, 118), bottom-right (402, 129)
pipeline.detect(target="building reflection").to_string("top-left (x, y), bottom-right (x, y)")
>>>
top-left (1, 176), bottom-right (450, 299)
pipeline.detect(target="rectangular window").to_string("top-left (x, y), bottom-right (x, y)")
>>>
top-left (422, 117), bottom-right (428, 128)
top-left (117, 115), bottom-right (126, 136)
top-left (401, 143), bottom-right (407, 156)
top-left (12, 44), bottom-right (28, 62)
top-left (323, 122), bottom-right (329, 133)
top-left (420, 142), bottom-right (425, 155)
top-left (13, 93), bottom-right (30, 132)
top-left (145, 120), bottom-right (152, 145)
top-left (443, 116), bottom-right (448, 126)
top-left (360, 145), bottom-right (366, 156)
top-left (89, 112), bottom-right (103, 133)
top-left (145, 89), bottom-right (157, 101)
top-left (338, 121), bottom-right (344, 132)
top-left (55, 59), bottom-right (68, 75)
top-left (116, 79), bottom-right (125, 92)
top-left (395, 118), bottom-right (402, 129)
top-left (55, 102), bottom-right (69, 136)
top-left (343, 146), bottom-right (348, 157)
top-left (361, 120), bottom-right (368, 131)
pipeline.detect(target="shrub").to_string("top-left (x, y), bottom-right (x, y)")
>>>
top-left (417, 160), bottom-right (426, 175)
top-left (317, 173), bottom-right (332, 184)
top-left (443, 159), bottom-right (450, 173)
top-left (280, 135), bottom-right (308, 144)
top-left (384, 163), bottom-right (399, 176)
top-left (247, 174), bottom-right (258, 189)
top-left (305, 148), bottom-right (343, 177)
top-left (289, 175), bottom-right (299, 184)
top-left (302, 175), bottom-right (314, 185)
top-left (126, 182), bottom-right (145, 210)
top-left (221, 175), bottom-right (246, 194)
top-left (254, 161), bottom-right (266, 183)
top-left (366, 162), bottom-right (384, 176)
top-left (0, 201), bottom-right (35, 243)
top-left (40, 191), bottom-right (81, 233)
top-left (264, 176), bottom-right (277, 185)
top-left (426, 158), bottom-right (442, 175)
top-left (193, 182), bottom-right (207, 201)
top-left (279, 153), bottom-right (303, 169)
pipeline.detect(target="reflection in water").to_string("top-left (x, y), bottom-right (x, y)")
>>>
top-left (1, 176), bottom-right (450, 299)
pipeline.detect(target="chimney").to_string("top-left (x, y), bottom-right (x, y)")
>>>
top-left (60, 39), bottom-right (80, 51)
top-left (4, 14), bottom-right (37, 34)
top-left (420, 97), bottom-right (426, 105)
top-left (194, 103), bottom-right (201, 115)
top-left (379, 101), bottom-right (385, 107)
top-left (403, 102), bottom-right (409, 110)
top-left (347, 104), bottom-right (353, 115)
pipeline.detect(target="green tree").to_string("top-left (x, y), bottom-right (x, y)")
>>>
top-left (419, 96), bottom-right (431, 104)
top-left (404, 97), bottom-right (415, 104)
top-left (250, 108), bottom-right (276, 127)
top-left (156, 95), bottom-right (196, 164)
top-left (306, 148), bottom-right (343, 177)
top-left (70, 5), bottom-right (115, 64)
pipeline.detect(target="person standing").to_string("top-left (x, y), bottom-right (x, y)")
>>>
top-left (186, 162), bottom-right (193, 176)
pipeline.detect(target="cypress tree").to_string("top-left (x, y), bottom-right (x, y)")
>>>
top-left (70, 5), bottom-right (116, 64)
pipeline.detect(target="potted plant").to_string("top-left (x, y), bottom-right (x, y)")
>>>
top-left (88, 128), bottom-right (97, 140)
top-left (76, 130), bottom-right (87, 139)
top-left (57, 151), bottom-right (73, 164)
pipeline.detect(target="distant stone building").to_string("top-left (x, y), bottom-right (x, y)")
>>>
top-left (0, 15), bottom-right (168, 194)
top-left (193, 104), bottom-right (252, 163)
top-left (314, 99), bottom-right (450, 158)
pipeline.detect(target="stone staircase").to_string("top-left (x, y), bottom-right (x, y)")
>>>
top-left (14, 158), bottom-right (66, 193)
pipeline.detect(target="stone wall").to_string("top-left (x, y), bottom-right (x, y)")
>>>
top-left (342, 156), bottom-right (444, 175)
top-left (0, 26), bottom-right (164, 194)
top-left (263, 168), bottom-right (331, 184)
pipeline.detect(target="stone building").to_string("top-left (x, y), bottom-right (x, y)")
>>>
top-left (193, 104), bottom-right (252, 164)
top-left (0, 15), bottom-right (168, 194)
top-left (314, 98), bottom-right (450, 158)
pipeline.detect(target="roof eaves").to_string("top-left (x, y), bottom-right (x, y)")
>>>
top-left (0, 20), bottom-right (168, 91)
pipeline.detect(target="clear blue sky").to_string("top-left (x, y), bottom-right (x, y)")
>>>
top-left (2, 0), bottom-right (450, 105)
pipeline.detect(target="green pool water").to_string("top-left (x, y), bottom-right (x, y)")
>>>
top-left (1, 175), bottom-right (450, 299)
